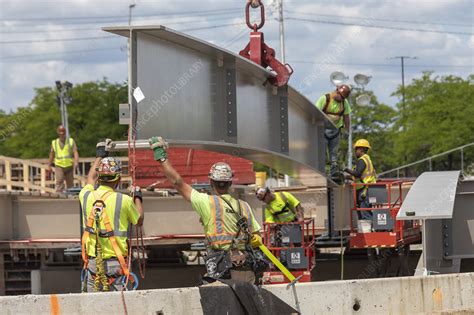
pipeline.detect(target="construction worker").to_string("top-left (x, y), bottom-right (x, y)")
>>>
top-left (315, 85), bottom-right (351, 180)
top-left (149, 137), bottom-right (265, 284)
top-left (344, 139), bottom-right (376, 220)
top-left (79, 141), bottom-right (144, 292)
top-left (256, 187), bottom-right (304, 223)
top-left (47, 125), bottom-right (79, 192)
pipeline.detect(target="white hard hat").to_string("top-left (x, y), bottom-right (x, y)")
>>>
top-left (209, 162), bottom-right (233, 182)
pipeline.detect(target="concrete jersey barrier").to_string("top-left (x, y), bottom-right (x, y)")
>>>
top-left (0, 272), bottom-right (473, 314)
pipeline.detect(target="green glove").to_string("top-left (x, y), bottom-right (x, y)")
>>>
top-left (149, 136), bottom-right (168, 162)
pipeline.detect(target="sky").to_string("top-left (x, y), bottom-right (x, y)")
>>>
top-left (0, 0), bottom-right (473, 113)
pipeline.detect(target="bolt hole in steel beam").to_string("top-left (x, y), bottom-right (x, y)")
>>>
top-left (103, 25), bottom-right (337, 187)
top-left (353, 298), bottom-right (361, 311)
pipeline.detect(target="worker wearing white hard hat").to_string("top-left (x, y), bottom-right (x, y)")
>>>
top-left (256, 187), bottom-right (304, 223)
top-left (149, 136), bottom-right (266, 284)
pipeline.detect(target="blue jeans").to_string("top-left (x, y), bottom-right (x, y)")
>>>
top-left (324, 128), bottom-right (340, 176)
top-left (357, 188), bottom-right (373, 220)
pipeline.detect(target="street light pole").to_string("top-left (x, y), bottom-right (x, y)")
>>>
top-left (278, 0), bottom-right (286, 63)
top-left (389, 56), bottom-right (417, 108)
top-left (128, 3), bottom-right (136, 26)
top-left (128, 2), bottom-right (136, 124)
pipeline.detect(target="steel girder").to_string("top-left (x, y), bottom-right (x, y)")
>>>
top-left (104, 25), bottom-right (336, 187)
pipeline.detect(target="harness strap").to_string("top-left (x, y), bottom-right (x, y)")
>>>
top-left (81, 191), bottom-right (113, 268)
top-left (219, 196), bottom-right (249, 248)
top-left (99, 207), bottom-right (132, 280)
top-left (323, 93), bottom-right (345, 117)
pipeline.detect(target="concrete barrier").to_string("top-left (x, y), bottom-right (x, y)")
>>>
top-left (1, 273), bottom-right (473, 315)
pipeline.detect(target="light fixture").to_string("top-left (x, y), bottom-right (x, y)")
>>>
top-left (329, 71), bottom-right (348, 86)
top-left (354, 74), bottom-right (372, 88)
top-left (356, 94), bottom-right (371, 106)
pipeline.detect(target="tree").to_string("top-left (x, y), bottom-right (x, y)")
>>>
top-left (392, 72), bottom-right (474, 171)
top-left (0, 79), bottom-right (128, 158)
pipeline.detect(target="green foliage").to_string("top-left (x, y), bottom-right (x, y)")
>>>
top-left (339, 72), bottom-right (473, 174)
top-left (0, 79), bottom-right (128, 158)
top-left (392, 72), bottom-right (474, 163)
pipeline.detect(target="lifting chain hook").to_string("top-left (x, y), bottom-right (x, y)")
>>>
top-left (245, 0), bottom-right (265, 31)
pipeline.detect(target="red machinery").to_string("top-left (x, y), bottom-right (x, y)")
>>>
top-left (349, 180), bottom-right (421, 249)
top-left (261, 219), bottom-right (315, 284)
top-left (239, 0), bottom-right (293, 87)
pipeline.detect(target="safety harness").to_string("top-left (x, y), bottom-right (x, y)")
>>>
top-left (322, 93), bottom-right (345, 117)
top-left (204, 196), bottom-right (268, 281)
top-left (81, 190), bottom-right (135, 292)
top-left (268, 192), bottom-right (297, 222)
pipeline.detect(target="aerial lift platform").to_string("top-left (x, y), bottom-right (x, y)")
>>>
top-left (349, 180), bottom-right (421, 249)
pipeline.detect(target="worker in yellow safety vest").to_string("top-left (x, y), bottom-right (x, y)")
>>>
top-left (256, 187), bottom-right (304, 223)
top-left (315, 84), bottom-right (351, 180)
top-left (149, 136), bottom-right (267, 284)
top-left (79, 141), bottom-right (144, 292)
top-left (344, 139), bottom-right (376, 220)
top-left (48, 125), bottom-right (79, 192)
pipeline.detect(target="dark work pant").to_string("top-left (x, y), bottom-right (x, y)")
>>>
top-left (356, 188), bottom-right (373, 220)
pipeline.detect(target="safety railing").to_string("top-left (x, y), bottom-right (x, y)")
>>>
top-left (0, 156), bottom-right (130, 193)
top-left (378, 142), bottom-right (474, 178)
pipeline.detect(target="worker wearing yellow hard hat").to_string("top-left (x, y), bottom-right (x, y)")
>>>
top-left (344, 139), bottom-right (376, 220)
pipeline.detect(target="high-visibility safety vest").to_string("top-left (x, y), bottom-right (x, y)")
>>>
top-left (81, 188), bottom-right (131, 259)
top-left (80, 189), bottom-right (134, 285)
top-left (52, 138), bottom-right (74, 168)
top-left (205, 195), bottom-right (254, 251)
top-left (353, 154), bottom-right (376, 191)
top-left (266, 192), bottom-right (297, 223)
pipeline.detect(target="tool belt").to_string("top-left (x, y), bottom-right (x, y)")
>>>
top-left (204, 250), bottom-right (233, 280)
top-left (205, 247), bottom-right (269, 280)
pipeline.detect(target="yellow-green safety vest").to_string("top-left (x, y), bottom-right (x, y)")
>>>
top-left (52, 138), bottom-right (74, 168)
top-left (354, 154), bottom-right (376, 191)
top-left (266, 192), bottom-right (297, 222)
top-left (81, 189), bottom-right (131, 259)
top-left (205, 195), bottom-right (253, 251)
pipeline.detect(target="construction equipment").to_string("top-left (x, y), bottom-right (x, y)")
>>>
top-left (239, 0), bottom-right (293, 87)
top-left (262, 219), bottom-right (316, 284)
top-left (349, 180), bottom-right (421, 249)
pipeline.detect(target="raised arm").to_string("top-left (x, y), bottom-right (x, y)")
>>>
top-left (86, 158), bottom-right (101, 186)
top-left (150, 137), bottom-right (193, 202)
top-left (86, 140), bottom-right (109, 186)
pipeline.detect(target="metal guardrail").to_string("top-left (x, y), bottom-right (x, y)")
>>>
top-left (378, 142), bottom-right (474, 178)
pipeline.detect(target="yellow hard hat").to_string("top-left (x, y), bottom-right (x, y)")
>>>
top-left (354, 139), bottom-right (371, 149)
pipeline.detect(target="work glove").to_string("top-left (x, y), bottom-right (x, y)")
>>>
top-left (343, 168), bottom-right (352, 174)
top-left (250, 234), bottom-right (263, 248)
top-left (130, 185), bottom-right (143, 203)
top-left (96, 139), bottom-right (112, 158)
top-left (149, 136), bottom-right (168, 162)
